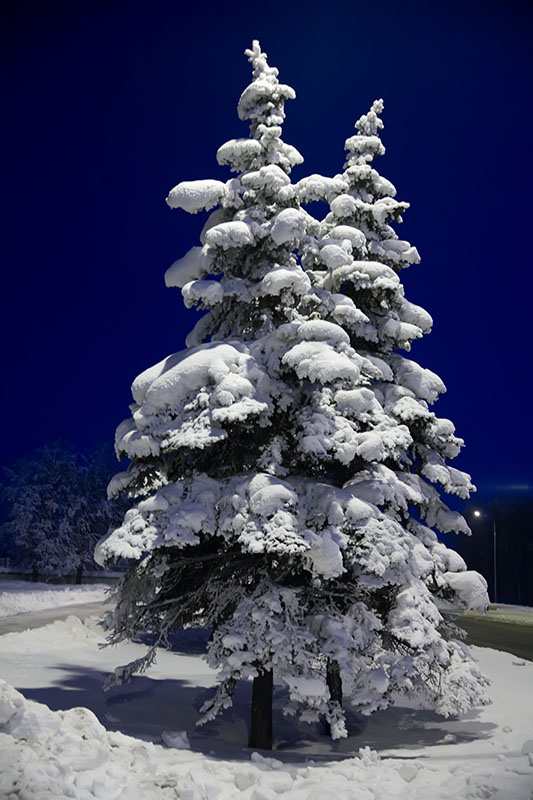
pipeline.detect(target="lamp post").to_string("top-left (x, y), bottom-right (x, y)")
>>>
top-left (473, 507), bottom-right (497, 603)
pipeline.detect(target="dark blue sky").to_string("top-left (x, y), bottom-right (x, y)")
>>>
top-left (2, 0), bottom-right (532, 492)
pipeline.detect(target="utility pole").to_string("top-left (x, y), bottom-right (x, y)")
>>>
top-left (473, 505), bottom-right (498, 603)
top-left (492, 508), bottom-right (498, 604)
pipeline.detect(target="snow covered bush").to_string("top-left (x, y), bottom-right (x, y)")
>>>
top-left (97, 40), bottom-right (489, 749)
top-left (2, 442), bottom-right (123, 582)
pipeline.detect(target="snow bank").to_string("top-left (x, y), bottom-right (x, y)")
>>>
top-left (0, 581), bottom-right (109, 618)
top-left (0, 679), bottom-right (161, 799)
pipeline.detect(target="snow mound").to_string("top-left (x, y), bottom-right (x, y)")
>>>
top-left (0, 581), bottom-right (110, 618)
top-left (0, 679), bottom-right (159, 800)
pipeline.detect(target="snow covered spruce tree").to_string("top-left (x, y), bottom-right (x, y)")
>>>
top-left (96, 41), bottom-right (489, 750)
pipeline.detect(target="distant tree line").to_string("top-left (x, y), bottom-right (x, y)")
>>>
top-left (0, 441), bottom-right (127, 583)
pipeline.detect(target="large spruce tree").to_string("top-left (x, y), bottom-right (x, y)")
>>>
top-left (97, 41), bottom-right (489, 750)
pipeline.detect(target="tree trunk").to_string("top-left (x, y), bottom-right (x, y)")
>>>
top-left (248, 668), bottom-right (273, 750)
top-left (322, 659), bottom-right (343, 737)
top-left (326, 659), bottom-right (343, 706)
top-left (75, 565), bottom-right (83, 585)
top-left (31, 565), bottom-right (39, 582)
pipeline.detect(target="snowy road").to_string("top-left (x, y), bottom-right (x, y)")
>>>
top-left (1, 601), bottom-right (532, 659)
top-left (457, 616), bottom-right (533, 661)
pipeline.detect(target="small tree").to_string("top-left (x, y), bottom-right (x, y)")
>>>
top-left (2, 442), bottom-right (120, 582)
top-left (292, 97), bottom-right (491, 722)
top-left (97, 41), bottom-right (489, 750)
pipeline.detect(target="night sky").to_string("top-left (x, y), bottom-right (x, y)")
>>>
top-left (2, 0), bottom-right (532, 495)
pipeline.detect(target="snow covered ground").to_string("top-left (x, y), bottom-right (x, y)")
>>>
top-left (0, 589), bottom-right (532, 799)
top-left (0, 580), bottom-right (110, 618)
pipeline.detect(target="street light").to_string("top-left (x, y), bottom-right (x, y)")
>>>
top-left (472, 507), bottom-right (497, 603)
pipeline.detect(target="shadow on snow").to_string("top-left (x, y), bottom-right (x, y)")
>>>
top-left (16, 626), bottom-right (496, 761)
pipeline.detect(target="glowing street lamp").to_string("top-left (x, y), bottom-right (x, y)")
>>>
top-left (472, 507), bottom-right (497, 603)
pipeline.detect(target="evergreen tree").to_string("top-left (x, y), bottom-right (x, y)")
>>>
top-left (2, 442), bottom-right (78, 580)
top-left (97, 41), bottom-right (489, 750)
top-left (2, 442), bottom-right (120, 582)
top-left (64, 445), bottom-right (127, 583)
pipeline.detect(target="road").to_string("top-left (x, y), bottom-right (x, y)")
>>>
top-left (454, 614), bottom-right (533, 661)
top-left (0, 603), bottom-right (531, 662)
